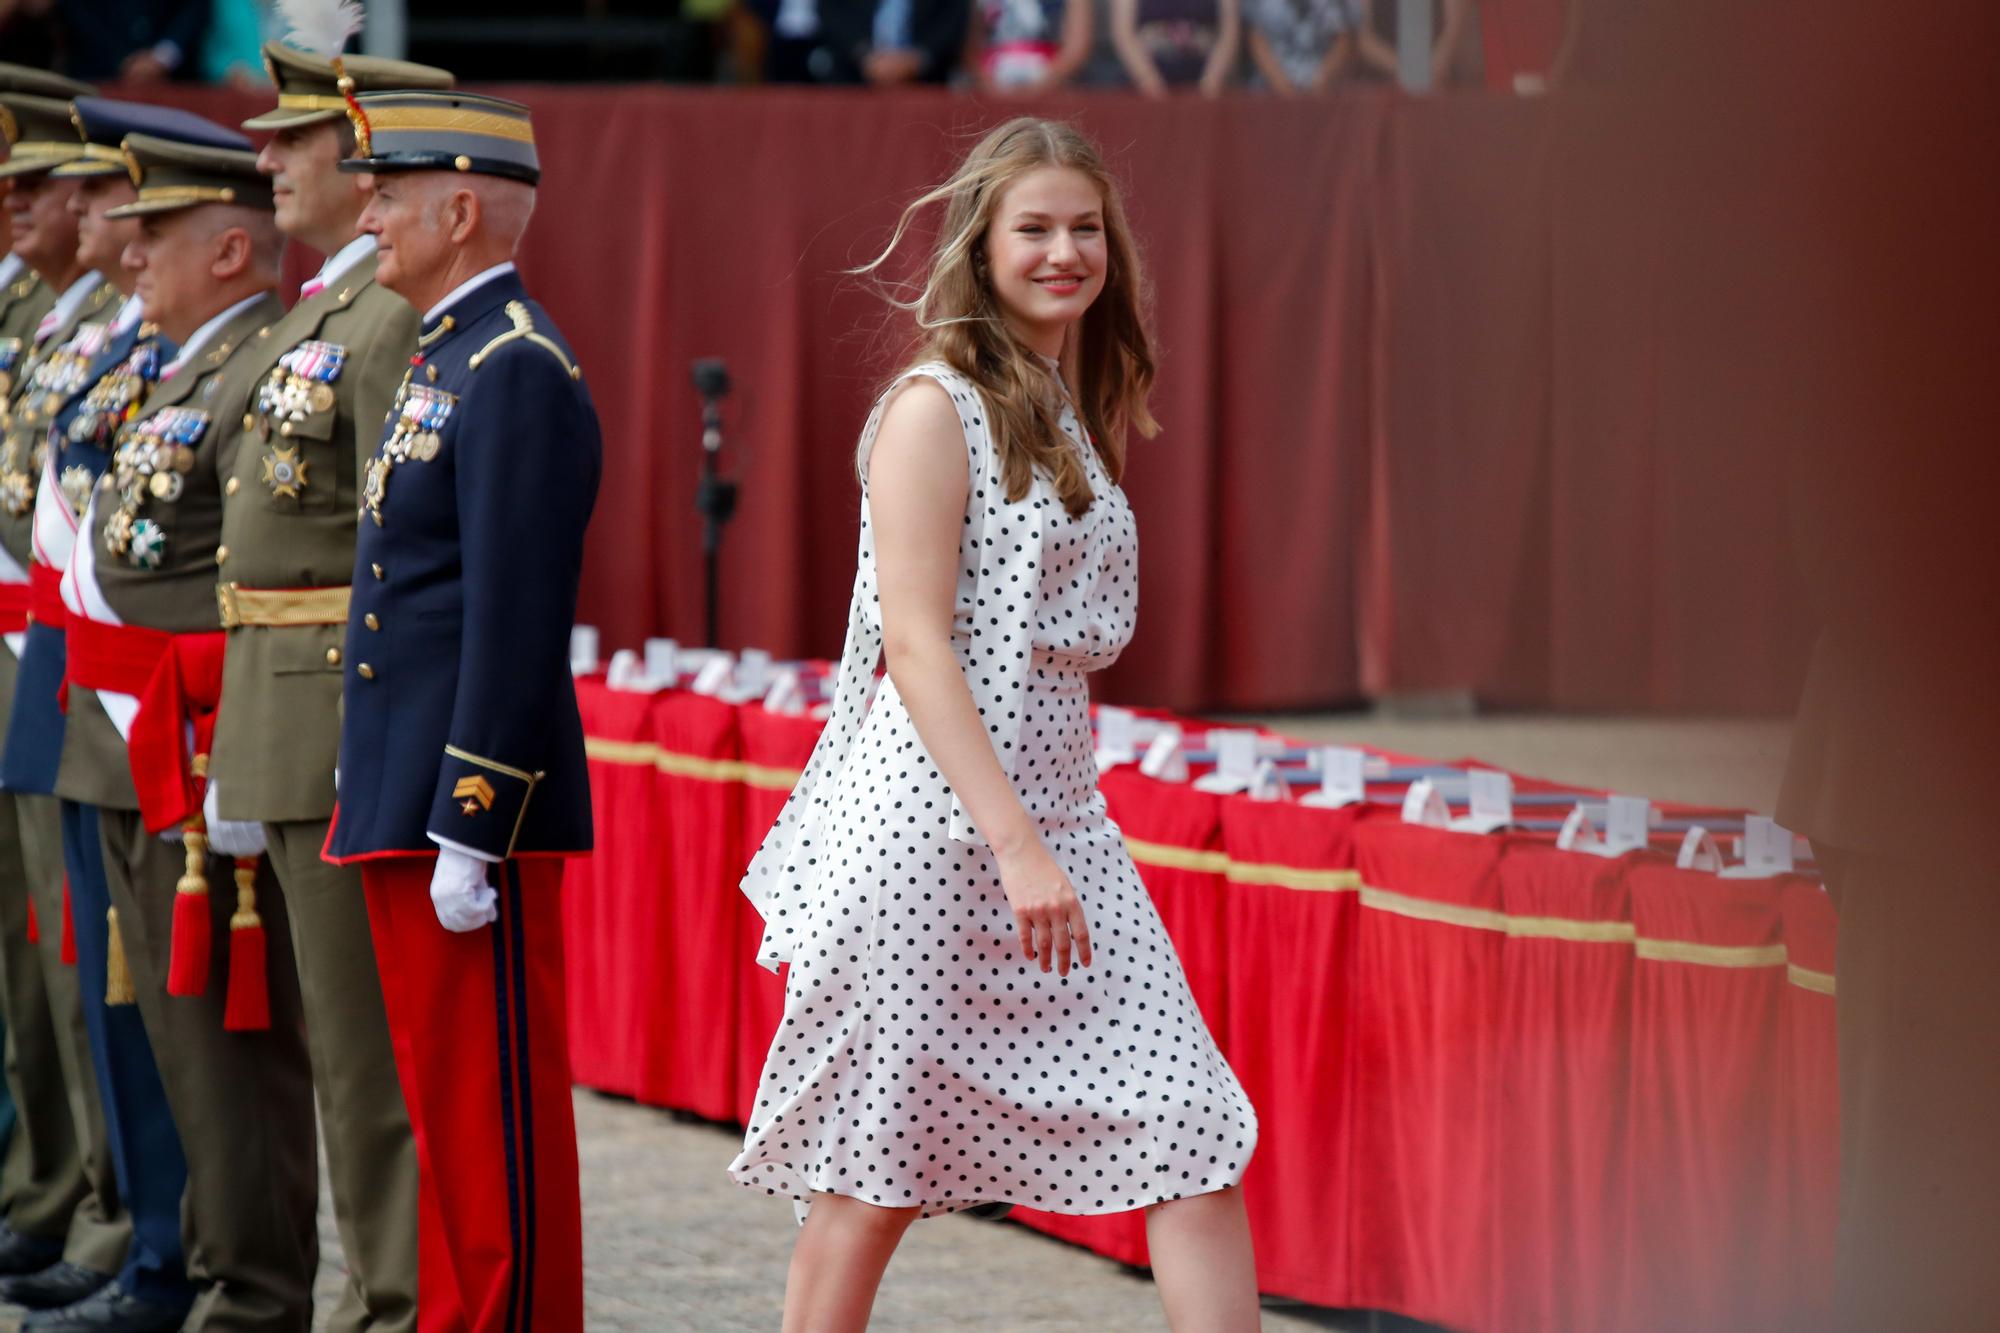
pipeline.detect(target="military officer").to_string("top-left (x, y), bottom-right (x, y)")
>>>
top-left (2, 101), bottom-right (252, 1329)
top-left (327, 91), bottom-right (598, 1333)
top-left (0, 66), bottom-right (91, 371)
top-left (56, 137), bottom-right (316, 1332)
top-left (205, 39), bottom-right (453, 1333)
top-left (0, 71), bottom-right (118, 1289)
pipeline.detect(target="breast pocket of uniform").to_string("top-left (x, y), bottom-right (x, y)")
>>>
top-left (251, 342), bottom-right (348, 516)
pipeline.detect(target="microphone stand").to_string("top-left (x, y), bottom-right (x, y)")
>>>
top-left (692, 358), bottom-right (736, 650)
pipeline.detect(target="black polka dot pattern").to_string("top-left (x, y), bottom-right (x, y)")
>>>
top-left (731, 363), bottom-right (1256, 1219)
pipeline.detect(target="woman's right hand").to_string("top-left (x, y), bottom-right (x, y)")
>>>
top-left (996, 839), bottom-right (1094, 976)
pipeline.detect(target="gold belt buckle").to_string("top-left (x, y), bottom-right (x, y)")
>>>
top-left (216, 581), bottom-right (242, 629)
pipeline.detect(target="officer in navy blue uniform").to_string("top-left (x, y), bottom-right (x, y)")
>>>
top-left (322, 91), bottom-right (597, 1332)
top-left (0, 101), bottom-right (245, 1332)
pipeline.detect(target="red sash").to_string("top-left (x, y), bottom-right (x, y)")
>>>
top-left (29, 564), bottom-right (67, 631)
top-left (66, 615), bottom-right (225, 833)
top-left (0, 581), bottom-right (28, 636)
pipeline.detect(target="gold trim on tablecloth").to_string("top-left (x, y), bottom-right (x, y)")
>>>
top-left (582, 732), bottom-right (1836, 996)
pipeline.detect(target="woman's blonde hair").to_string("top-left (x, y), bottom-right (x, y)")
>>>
top-left (859, 118), bottom-right (1158, 517)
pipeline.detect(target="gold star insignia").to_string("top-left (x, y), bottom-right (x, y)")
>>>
top-left (460, 799), bottom-right (481, 816)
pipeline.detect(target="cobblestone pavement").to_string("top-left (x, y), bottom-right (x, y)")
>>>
top-left (570, 1092), bottom-right (1367, 1332)
top-left (0, 1091), bottom-right (1387, 1333)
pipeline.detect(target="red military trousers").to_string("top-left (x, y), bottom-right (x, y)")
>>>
top-left (361, 856), bottom-right (583, 1333)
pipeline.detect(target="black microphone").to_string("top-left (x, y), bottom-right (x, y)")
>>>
top-left (692, 358), bottom-right (737, 648)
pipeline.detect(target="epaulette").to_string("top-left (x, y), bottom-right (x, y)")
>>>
top-left (469, 301), bottom-right (581, 382)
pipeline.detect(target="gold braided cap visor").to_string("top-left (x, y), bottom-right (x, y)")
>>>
top-left (0, 141), bottom-right (85, 179)
top-left (242, 45), bottom-right (456, 132)
top-left (50, 142), bottom-right (128, 178)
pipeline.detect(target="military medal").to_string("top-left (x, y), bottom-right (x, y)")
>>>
top-left (127, 518), bottom-right (166, 569)
top-left (0, 473), bottom-right (31, 516)
top-left (262, 444), bottom-right (308, 499)
top-left (0, 324), bottom-right (114, 515)
top-left (67, 341), bottom-right (163, 446)
top-left (59, 465), bottom-right (93, 517)
top-left (105, 406), bottom-right (208, 566)
top-left (361, 453), bottom-right (392, 524)
top-left (104, 505), bottom-right (135, 557)
top-left (362, 378), bottom-right (455, 525)
top-left (253, 339), bottom-right (348, 497)
top-left (0, 336), bottom-right (21, 398)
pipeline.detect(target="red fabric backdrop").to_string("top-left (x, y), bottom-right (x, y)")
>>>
top-left (136, 84), bottom-right (1809, 715)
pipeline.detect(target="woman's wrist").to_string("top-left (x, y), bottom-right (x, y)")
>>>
top-left (988, 822), bottom-right (1044, 862)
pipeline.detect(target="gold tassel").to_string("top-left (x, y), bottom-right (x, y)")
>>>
top-left (105, 907), bottom-right (136, 1006)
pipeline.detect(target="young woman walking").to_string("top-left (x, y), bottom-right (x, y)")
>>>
top-left (732, 117), bottom-right (1260, 1332)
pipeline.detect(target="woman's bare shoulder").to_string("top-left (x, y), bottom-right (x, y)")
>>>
top-left (872, 374), bottom-right (970, 473)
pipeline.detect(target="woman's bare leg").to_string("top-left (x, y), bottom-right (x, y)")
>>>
top-left (781, 1193), bottom-right (922, 1333)
top-left (1146, 1186), bottom-right (1261, 1332)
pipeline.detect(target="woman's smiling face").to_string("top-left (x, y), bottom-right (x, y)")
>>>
top-left (983, 165), bottom-right (1108, 357)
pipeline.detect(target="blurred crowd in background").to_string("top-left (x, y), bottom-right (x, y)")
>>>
top-left (0, 0), bottom-right (1573, 100)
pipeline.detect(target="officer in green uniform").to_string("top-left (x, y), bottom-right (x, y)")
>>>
top-left (0, 66), bottom-right (90, 363)
top-left (0, 71), bottom-right (120, 1283)
top-left (62, 137), bottom-right (317, 1331)
top-left (205, 42), bottom-right (453, 1333)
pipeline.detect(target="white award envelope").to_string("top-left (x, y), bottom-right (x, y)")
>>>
top-left (1301, 746), bottom-right (1368, 810)
top-left (568, 625), bottom-right (600, 675)
top-left (1193, 729), bottom-right (1260, 795)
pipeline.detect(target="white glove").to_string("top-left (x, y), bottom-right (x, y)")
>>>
top-left (429, 847), bottom-right (498, 932)
top-left (201, 781), bottom-right (268, 857)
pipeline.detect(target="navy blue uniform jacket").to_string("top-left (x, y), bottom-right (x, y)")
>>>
top-left (1, 318), bottom-right (168, 793)
top-left (326, 271), bottom-right (601, 863)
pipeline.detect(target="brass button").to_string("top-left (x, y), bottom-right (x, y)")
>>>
top-left (357, 662), bottom-right (375, 680)
top-left (364, 613), bottom-right (379, 631)
top-left (371, 563), bottom-right (384, 580)
top-left (325, 647), bottom-right (341, 666)
top-left (241, 412), bottom-right (254, 429)
top-left (225, 477), bottom-right (240, 496)
top-left (214, 545), bottom-right (228, 565)
top-left (279, 421), bottom-right (293, 437)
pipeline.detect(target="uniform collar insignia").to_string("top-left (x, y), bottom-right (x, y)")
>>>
top-left (421, 269), bottom-right (528, 352)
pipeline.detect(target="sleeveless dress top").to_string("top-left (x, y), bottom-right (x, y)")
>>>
top-left (730, 362), bottom-right (1256, 1217)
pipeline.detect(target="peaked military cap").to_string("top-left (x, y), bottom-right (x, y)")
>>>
top-left (242, 44), bottom-right (455, 133)
top-left (0, 63), bottom-right (92, 102)
top-left (104, 133), bottom-right (274, 218)
top-left (0, 93), bottom-right (88, 180)
top-left (337, 90), bottom-right (539, 186)
top-left (55, 97), bottom-right (250, 180)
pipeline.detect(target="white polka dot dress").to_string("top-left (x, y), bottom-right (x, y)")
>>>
top-left (731, 362), bottom-right (1256, 1219)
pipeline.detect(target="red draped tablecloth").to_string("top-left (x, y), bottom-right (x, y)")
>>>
top-left (562, 679), bottom-right (1839, 1330)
